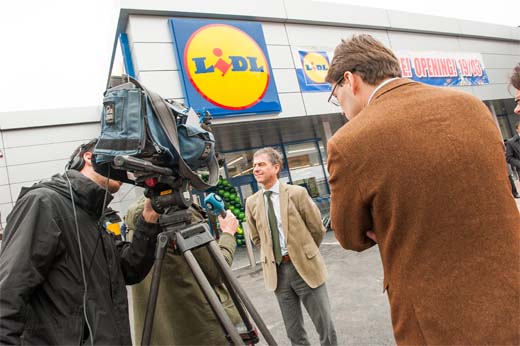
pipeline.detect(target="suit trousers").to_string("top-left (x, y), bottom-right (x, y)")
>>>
top-left (274, 261), bottom-right (337, 346)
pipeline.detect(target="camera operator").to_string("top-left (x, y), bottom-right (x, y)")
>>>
top-left (125, 196), bottom-right (242, 346)
top-left (0, 139), bottom-right (162, 345)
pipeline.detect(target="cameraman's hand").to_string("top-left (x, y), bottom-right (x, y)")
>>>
top-left (218, 210), bottom-right (238, 236)
top-left (142, 198), bottom-right (160, 224)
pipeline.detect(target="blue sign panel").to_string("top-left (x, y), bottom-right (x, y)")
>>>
top-left (169, 18), bottom-right (281, 117)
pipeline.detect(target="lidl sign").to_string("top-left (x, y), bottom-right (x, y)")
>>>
top-left (169, 18), bottom-right (281, 117)
top-left (293, 48), bottom-right (333, 92)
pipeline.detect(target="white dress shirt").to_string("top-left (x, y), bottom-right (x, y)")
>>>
top-left (262, 180), bottom-right (288, 256)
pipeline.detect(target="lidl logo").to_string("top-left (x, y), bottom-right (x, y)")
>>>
top-left (170, 19), bottom-right (281, 117)
top-left (294, 49), bottom-right (333, 92)
top-left (301, 52), bottom-right (330, 83)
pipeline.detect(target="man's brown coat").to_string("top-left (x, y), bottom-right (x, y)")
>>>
top-left (328, 79), bottom-right (520, 345)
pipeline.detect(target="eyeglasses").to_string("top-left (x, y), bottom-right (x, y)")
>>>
top-left (327, 75), bottom-right (345, 107)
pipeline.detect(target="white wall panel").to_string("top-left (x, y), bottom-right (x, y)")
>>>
top-left (2, 124), bottom-right (100, 148)
top-left (139, 71), bottom-right (185, 99)
top-left (266, 45), bottom-right (294, 69)
top-left (278, 93), bottom-right (306, 118)
top-left (261, 22), bottom-right (289, 45)
top-left (481, 54), bottom-right (516, 69)
top-left (133, 42), bottom-right (179, 71)
top-left (0, 186), bottom-right (12, 204)
top-left (128, 15), bottom-right (172, 43)
top-left (0, 167), bottom-right (9, 186)
top-left (1, 107), bottom-right (100, 131)
top-left (5, 141), bottom-right (84, 166)
top-left (9, 181), bottom-right (39, 203)
top-left (285, 24), bottom-right (389, 49)
top-left (302, 92), bottom-right (340, 116)
top-left (8, 161), bottom-right (65, 185)
top-left (272, 69), bottom-right (300, 93)
top-left (0, 202), bottom-right (13, 226)
top-left (388, 32), bottom-right (460, 51)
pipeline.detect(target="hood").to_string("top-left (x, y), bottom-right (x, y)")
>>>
top-left (18, 170), bottom-right (114, 218)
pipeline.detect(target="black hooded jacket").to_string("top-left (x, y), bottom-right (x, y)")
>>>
top-left (0, 170), bottom-right (160, 345)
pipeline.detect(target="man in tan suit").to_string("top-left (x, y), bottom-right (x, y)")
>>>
top-left (325, 34), bottom-right (520, 345)
top-left (245, 147), bottom-right (337, 346)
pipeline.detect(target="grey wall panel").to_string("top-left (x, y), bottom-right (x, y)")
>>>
top-left (486, 69), bottom-right (514, 85)
top-left (387, 11), bottom-right (461, 35)
top-left (472, 84), bottom-right (512, 100)
top-left (284, 0), bottom-right (390, 28)
top-left (459, 19), bottom-right (517, 40)
top-left (459, 38), bottom-right (517, 55)
top-left (388, 31), bottom-right (460, 51)
top-left (482, 54), bottom-right (516, 69)
top-left (285, 23), bottom-right (390, 49)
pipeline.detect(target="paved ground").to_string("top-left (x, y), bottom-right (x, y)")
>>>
top-left (229, 198), bottom-right (520, 346)
top-left (231, 231), bottom-right (395, 346)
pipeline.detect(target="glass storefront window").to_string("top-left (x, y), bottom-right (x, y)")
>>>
top-left (285, 142), bottom-right (329, 215)
top-left (223, 146), bottom-right (283, 179)
top-left (318, 141), bottom-right (328, 178)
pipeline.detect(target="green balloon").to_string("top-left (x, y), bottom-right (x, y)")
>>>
top-left (223, 192), bottom-right (230, 199)
top-left (239, 212), bottom-right (245, 220)
top-left (234, 196), bottom-right (241, 203)
top-left (236, 239), bottom-right (243, 245)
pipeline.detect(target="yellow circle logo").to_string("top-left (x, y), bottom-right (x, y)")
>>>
top-left (185, 24), bottom-right (270, 110)
top-left (302, 52), bottom-right (330, 83)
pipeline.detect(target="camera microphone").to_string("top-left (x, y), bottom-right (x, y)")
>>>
top-left (204, 193), bottom-right (227, 218)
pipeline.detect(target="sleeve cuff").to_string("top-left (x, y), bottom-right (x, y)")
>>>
top-left (135, 215), bottom-right (161, 238)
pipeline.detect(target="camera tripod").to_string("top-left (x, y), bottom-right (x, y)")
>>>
top-left (141, 194), bottom-right (277, 346)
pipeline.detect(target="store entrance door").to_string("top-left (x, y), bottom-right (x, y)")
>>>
top-left (229, 174), bottom-right (258, 203)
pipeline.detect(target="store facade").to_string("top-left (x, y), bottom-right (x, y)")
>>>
top-left (109, 0), bottom-right (519, 214)
top-left (0, 0), bottom-right (518, 228)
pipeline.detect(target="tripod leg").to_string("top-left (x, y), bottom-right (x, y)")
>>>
top-left (207, 241), bottom-right (278, 346)
top-left (182, 247), bottom-right (244, 346)
top-left (141, 233), bottom-right (169, 346)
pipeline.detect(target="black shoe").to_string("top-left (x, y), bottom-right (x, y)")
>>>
top-left (514, 193), bottom-right (520, 199)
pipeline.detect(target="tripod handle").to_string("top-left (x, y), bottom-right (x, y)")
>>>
top-left (204, 193), bottom-right (227, 218)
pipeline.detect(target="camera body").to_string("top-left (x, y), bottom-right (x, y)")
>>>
top-left (92, 76), bottom-right (219, 212)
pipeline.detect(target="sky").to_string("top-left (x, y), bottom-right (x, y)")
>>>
top-left (0, 0), bottom-right (518, 113)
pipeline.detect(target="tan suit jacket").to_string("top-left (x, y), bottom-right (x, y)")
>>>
top-left (245, 182), bottom-right (327, 291)
top-left (328, 78), bottom-right (520, 344)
